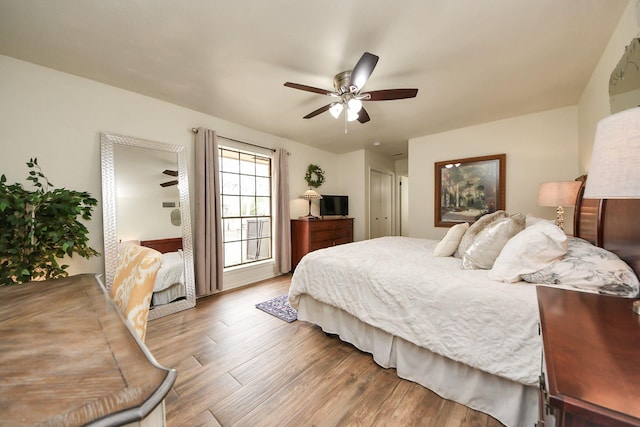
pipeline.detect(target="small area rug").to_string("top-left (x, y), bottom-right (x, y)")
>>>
top-left (255, 294), bottom-right (298, 323)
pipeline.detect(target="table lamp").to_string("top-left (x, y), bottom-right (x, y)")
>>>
top-left (537, 181), bottom-right (582, 230)
top-left (584, 107), bottom-right (640, 199)
top-left (300, 189), bottom-right (322, 218)
top-left (583, 106), bottom-right (640, 315)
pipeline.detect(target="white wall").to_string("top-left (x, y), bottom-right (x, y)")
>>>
top-left (395, 158), bottom-right (408, 175)
top-left (0, 54), bottom-right (351, 290)
top-left (332, 149), bottom-right (366, 241)
top-left (578, 0), bottom-right (639, 173)
top-left (116, 196), bottom-right (182, 241)
top-left (408, 106), bottom-right (579, 240)
top-left (406, 0), bottom-right (640, 242)
top-left (2, 0), bottom-right (637, 290)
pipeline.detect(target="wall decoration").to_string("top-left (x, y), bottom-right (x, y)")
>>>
top-left (304, 164), bottom-right (325, 188)
top-left (435, 154), bottom-right (506, 227)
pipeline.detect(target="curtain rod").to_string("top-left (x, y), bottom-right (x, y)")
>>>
top-left (191, 127), bottom-right (275, 153)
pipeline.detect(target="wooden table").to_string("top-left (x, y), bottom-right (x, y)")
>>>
top-left (0, 274), bottom-right (176, 426)
top-left (537, 286), bottom-right (640, 427)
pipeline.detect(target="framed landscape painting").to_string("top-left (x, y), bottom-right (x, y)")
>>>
top-left (434, 154), bottom-right (506, 227)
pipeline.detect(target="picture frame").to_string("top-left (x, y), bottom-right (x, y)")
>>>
top-left (435, 154), bottom-right (506, 227)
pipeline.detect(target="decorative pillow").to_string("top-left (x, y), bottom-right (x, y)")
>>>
top-left (488, 221), bottom-right (568, 283)
top-left (525, 214), bottom-right (554, 228)
top-left (462, 213), bottom-right (526, 270)
top-left (433, 222), bottom-right (469, 257)
top-left (454, 210), bottom-right (509, 258)
top-left (521, 237), bottom-right (640, 297)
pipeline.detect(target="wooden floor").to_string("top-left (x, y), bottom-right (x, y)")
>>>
top-left (145, 274), bottom-right (504, 427)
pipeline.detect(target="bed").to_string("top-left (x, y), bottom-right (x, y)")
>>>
top-left (288, 179), bottom-right (640, 427)
top-left (140, 237), bottom-right (187, 306)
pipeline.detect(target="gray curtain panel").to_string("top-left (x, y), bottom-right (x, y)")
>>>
top-left (194, 128), bottom-right (223, 296)
top-left (274, 148), bottom-right (291, 273)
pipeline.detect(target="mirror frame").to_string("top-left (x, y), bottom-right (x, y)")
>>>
top-left (100, 131), bottom-right (196, 319)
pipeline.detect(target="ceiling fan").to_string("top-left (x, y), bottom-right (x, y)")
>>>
top-left (284, 52), bottom-right (418, 129)
top-left (160, 169), bottom-right (178, 187)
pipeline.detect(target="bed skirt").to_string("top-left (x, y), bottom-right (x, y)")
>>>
top-left (297, 295), bottom-right (540, 427)
top-left (151, 282), bottom-right (185, 306)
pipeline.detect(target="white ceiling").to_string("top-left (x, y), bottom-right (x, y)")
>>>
top-left (0, 1), bottom-right (628, 159)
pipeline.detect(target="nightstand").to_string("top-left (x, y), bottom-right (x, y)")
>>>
top-left (537, 286), bottom-right (640, 427)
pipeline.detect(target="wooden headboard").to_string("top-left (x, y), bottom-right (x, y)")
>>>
top-left (574, 175), bottom-right (640, 278)
top-left (139, 237), bottom-right (183, 254)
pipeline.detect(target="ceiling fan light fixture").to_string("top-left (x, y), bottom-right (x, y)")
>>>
top-left (284, 52), bottom-right (418, 127)
top-left (347, 98), bottom-right (363, 113)
top-left (329, 103), bottom-right (343, 119)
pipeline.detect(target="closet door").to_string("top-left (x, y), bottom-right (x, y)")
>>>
top-left (370, 169), bottom-right (393, 239)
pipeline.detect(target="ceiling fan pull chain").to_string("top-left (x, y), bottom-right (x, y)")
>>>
top-left (344, 109), bottom-right (348, 134)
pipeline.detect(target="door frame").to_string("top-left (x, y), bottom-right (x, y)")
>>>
top-left (397, 174), bottom-right (409, 236)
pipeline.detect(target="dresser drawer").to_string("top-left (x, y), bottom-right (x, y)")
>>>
top-left (308, 220), bottom-right (340, 232)
top-left (310, 240), bottom-right (335, 251)
top-left (333, 237), bottom-right (352, 246)
top-left (333, 227), bottom-right (352, 240)
top-left (310, 229), bottom-right (339, 243)
top-left (291, 218), bottom-right (354, 270)
top-left (308, 228), bottom-right (352, 242)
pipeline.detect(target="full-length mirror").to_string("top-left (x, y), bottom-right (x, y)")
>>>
top-left (101, 132), bottom-right (195, 319)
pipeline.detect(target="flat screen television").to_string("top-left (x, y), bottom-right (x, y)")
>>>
top-left (320, 195), bottom-right (349, 217)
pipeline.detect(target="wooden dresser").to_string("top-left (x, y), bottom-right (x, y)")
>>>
top-left (291, 217), bottom-right (353, 269)
top-left (0, 274), bottom-right (176, 426)
top-left (537, 286), bottom-right (640, 427)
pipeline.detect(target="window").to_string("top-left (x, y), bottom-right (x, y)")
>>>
top-left (219, 147), bottom-right (272, 268)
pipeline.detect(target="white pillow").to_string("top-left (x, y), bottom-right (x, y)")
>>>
top-left (525, 214), bottom-right (554, 228)
top-left (455, 210), bottom-right (509, 258)
top-left (462, 213), bottom-right (525, 270)
top-left (433, 222), bottom-right (469, 257)
top-left (520, 237), bottom-right (639, 297)
top-left (489, 221), bottom-right (568, 283)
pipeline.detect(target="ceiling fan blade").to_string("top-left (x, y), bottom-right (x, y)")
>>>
top-left (160, 180), bottom-right (179, 187)
top-left (284, 82), bottom-right (333, 95)
top-left (163, 169), bottom-right (178, 177)
top-left (363, 88), bottom-right (418, 101)
top-left (349, 52), bottom-right (379, 91)
top-left (357, 107), bottom-right (371, 124)
top-left (303, 103), bottom-right (332, 119)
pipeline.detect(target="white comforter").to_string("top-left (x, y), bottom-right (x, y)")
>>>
top-left (154, 251), bottom-right (184, 292)
top-left (289, 236), bottom-right (542, 386)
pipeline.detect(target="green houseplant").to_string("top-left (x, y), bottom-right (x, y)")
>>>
top-left (0, 158), bottom-right (99, 286)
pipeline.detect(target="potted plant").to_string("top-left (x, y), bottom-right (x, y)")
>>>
top-left (0, 158), bottom-right (99, 285)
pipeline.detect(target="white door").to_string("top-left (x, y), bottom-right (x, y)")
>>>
top-left (370, 170), bottom-right (393, 238)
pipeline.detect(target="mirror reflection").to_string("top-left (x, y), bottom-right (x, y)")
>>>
top-left (610, 37), bottom-right (640, 113)
top-left (101, 132), bottom-right (196, 319)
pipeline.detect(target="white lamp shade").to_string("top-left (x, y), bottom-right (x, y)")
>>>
top-left (300, 189), bottom-right (322, 200)
top-left (538, 181), bottom-right (582, 207)
top-left (329, 103), bottom-right (343, 119)
top-left (347, 98), bottom-right (363, 113)
top-left (346, 108), bottom-right (359, 122)
top-left (584, 107), bottom-right (640, 198)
